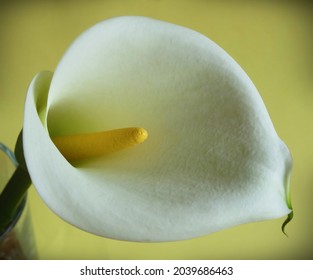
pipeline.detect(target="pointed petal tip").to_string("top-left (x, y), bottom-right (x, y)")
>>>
top-left (282, 211), bottom-right (293, 237)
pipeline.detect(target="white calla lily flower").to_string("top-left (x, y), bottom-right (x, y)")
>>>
top-left (23, 16), bottom-right (292, 242)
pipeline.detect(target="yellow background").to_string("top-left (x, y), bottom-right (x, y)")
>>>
top-left (0, 0), bottom-right (312, 259)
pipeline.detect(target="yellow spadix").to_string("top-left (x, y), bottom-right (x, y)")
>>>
top-left (52, 127), bottom-right (148, 161)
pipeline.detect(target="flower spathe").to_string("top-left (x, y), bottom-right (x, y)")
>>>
top-left (23, 16), bottom-right (292, 242)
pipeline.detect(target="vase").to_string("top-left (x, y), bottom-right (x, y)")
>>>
top-left (0, 144), bottom-right (37, 260)
top-left (0, 196), bottom-right (37, 259)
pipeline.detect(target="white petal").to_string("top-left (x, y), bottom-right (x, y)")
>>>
top-left (23, 16), bottom-right (292, 241)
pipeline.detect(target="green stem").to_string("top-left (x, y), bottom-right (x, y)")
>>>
top-left (0, 166), bottom-right (32, 231)
top-left (0, 130), bottom-right (32, 232)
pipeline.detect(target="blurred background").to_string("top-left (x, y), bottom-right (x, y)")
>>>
top-left (0, 0), bottom-right (312, 259)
